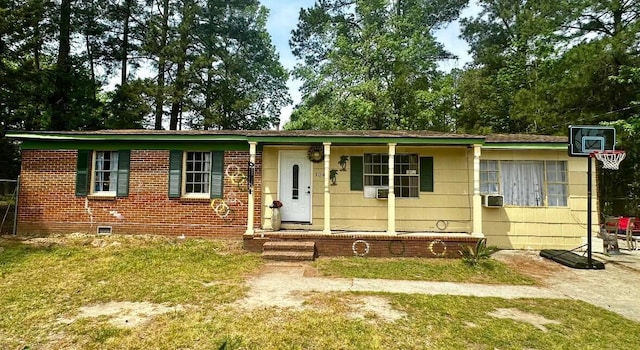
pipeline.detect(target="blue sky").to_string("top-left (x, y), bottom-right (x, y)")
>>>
top-left (260, 1), bottom-right (480, 127)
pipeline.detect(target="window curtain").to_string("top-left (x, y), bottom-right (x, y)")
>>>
top-left (500, 161), bottom-right (544, 206)
top-left (546, 161), bottom-right (568, 206)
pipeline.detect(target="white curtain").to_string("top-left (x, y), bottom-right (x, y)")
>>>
top-left (501, 161), bottom-right (544, 206)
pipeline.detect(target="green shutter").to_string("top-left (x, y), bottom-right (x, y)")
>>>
top-left (350, 156), bottom-right (363, 191)
top-left (420, 157), bottom-right (434, 192)
top-left (75, 150), bottom-right (91, 196)
top-left (168, 150), bottom-right (183, 198)
top-left (116, 150), bottom-right (130, 197)
top-left (210, 151), bottom-right (224, 198)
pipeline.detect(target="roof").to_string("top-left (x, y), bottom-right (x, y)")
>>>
top-left (6, 129), bottom-right (568, 149)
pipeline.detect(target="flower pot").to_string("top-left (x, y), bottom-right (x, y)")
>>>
top-left (271, 207), bottom-right (281, 231)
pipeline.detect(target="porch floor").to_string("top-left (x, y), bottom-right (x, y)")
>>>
top-left (244, 230), bottom-right (481, 258)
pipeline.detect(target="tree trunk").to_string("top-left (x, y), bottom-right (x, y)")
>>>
top-left (50, 0), bottom-right (73, 130)
top-left (154, 0), bottom-right (170, 130)
top-left (121, 0), bottom-right (131, 86)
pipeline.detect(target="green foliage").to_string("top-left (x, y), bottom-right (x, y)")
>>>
top-left (287, 0), bottom-right (465, 131)
top-left (459, 238), bottom-right (498, 267)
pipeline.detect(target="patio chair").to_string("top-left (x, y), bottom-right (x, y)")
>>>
top-left (626, 217), bottom-right (639, 251)
top-left (600, 216), bottom-right (620, 254)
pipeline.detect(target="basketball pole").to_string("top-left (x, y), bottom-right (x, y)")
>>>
top-left (587, 156), bottom-right (593, 268)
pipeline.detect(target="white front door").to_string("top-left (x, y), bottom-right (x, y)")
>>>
top-left (279, 151), bottom-right (312, 222)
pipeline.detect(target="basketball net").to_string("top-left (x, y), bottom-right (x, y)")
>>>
top-left (592, 150), bottom-right (626, 170)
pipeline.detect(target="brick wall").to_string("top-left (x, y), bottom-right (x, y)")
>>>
top-left (17, 149), bottom-right (261, 238)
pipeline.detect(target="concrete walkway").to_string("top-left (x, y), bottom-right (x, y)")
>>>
top-left (239, 249), bottom-right (640, 323)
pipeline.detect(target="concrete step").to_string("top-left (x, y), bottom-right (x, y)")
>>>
top-left (262, 250), bottom-right (316, 261)
top-left (261, 241), bottom-right (316, 261)
top-left (262, 241), bottom-right (315, 252)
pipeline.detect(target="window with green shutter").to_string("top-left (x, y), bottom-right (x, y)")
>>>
top-left (350, 156), bottom-right (363, 191)
top-left (116, 150), bottom-right (130, 197)
top-left (419, 157), bottom-right (434, 192)
top-left (75, 150), bottom-right (91, 196)
top-left (77, 150), bottom-right (131, 197)
top-left (168, 150), bottom-right (183, 198)
top-left (169, 150), bottom-right (225, 198)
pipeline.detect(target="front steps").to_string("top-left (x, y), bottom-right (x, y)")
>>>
top-left (261, 241), bottom-right (316, 261)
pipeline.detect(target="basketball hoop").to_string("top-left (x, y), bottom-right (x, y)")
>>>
top-left (591, 150), bottom-right (626, 170)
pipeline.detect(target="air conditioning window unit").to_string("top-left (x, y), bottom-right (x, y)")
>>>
top-left (376, 187), bottom-right (389, 199)
top-left (482, 194), bottom-right (504, 208)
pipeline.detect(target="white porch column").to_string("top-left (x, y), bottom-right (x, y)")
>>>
top-left (245, 141), bottom-right (257, 235)
top-left (387, 143), bottom-right (396, 235)
top-left (323, 142), bottom-right (332, 234)
top-left (471, 144), bottom-right (484, 237)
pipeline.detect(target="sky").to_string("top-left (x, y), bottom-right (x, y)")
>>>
top-left (259, 0), bottom-right (481, 129)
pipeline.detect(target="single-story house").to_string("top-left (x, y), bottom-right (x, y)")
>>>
top-left (6, 130), bottom-right (600, 257)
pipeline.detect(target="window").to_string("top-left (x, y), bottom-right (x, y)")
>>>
top-left (363, 153), bottom-right (419, 198)
top-left (546, 161), bottom-right (568, 206)
top-left (480, 160), bottom-right (568, 207)
top-left (185, 152), bottom-right (211, 195)
top-left (93, 151), bottom-right (119, 194)
top-left (75, 150), bottom-right (130, 197)
top-left (168, 150), bottom-right (224, 199)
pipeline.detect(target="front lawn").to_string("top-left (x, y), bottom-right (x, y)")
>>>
top-left (1, 235), bottom-right (638, 349)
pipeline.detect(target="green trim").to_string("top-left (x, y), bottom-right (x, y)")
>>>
top-left (116, 150), bottom-right (130, 197)
top-left (19, 140), bottom-right (248, 151)
top-left (75, 150), bottom-right (90, 196)
top-left (210, 151), bottom-right (224, 198)
top-left (419, 157), bottom-right (434, 192)
top-left (7, 132), bottom-right (248, 142)
top-left (249, 136), bottom-right (484, 145)
top-left (168, 150), bottom-right (183, 198)
top-left (483, 143), bottom-right (566, 150)
top-left (350, 156), bottom-right (363, 191)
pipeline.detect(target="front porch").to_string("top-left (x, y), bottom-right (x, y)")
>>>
top-left (243, 230), bottom-right (481, 258)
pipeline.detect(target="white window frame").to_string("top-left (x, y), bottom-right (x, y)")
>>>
top-left (91, 151), bottom-right (119, 196)
top-left (364, 153), bottom-right (419, 198)
top-left (182, 151), bottom-right (211, 198)
top-left (480, 160), bottom-right (569, 207)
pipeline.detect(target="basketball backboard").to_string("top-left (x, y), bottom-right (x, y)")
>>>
top-left (568, 125), bottom-right (616, 157)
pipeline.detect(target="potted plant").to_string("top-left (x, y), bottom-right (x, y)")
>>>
top-left (269, 200), bottom-right (283, 230)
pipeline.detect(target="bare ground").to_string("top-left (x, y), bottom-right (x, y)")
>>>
top-left (5, 234), bottom-right (639, 328)
top-left (233, 250), bottom-right (640, 326)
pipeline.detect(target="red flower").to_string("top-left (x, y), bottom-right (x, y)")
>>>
top-left (270, 200), bottom-right (283, 208)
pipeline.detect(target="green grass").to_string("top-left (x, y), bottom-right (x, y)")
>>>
top-left (1, 236), bottom-right (639, 349)
top-left (313, 256), bottom-right (538, 285)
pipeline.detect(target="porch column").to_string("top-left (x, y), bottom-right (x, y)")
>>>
top-left (471, 144), bottom-right (484, 237)
top-left (323, 142), bottom-right (331, 234)
top-left (388, 143), bottom-right (396, 235)
top-left (245, 141), bottom-right (257, 235)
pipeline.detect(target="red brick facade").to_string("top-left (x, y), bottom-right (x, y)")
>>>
top-left (18, 149), bottom-right (261, 238)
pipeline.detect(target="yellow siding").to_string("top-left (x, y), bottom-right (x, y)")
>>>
top-left (260, 145), bottom-right (598, 250)
top-left (481, 149), bottom-right (599, 250)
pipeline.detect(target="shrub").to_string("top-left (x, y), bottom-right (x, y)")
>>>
top-left (460, 238), bottom-right (497, 267)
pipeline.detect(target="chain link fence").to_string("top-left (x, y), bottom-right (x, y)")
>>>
top-left (0, 178), bottom-right (18, 235)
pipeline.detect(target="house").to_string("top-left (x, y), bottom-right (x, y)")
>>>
top-left (6, 130), bottom-right (599, 257)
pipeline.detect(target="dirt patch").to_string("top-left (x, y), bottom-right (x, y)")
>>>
top-left (493, 249), bottom-right (640, 323)
top-left (346, 295), bottom-right (406, 322)
top-left (58, 301), bottom-right (184, 328)
top-left (488, 308), bottom-right (561, 332)
top-left (492, 250), bottom-right (565, 284)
